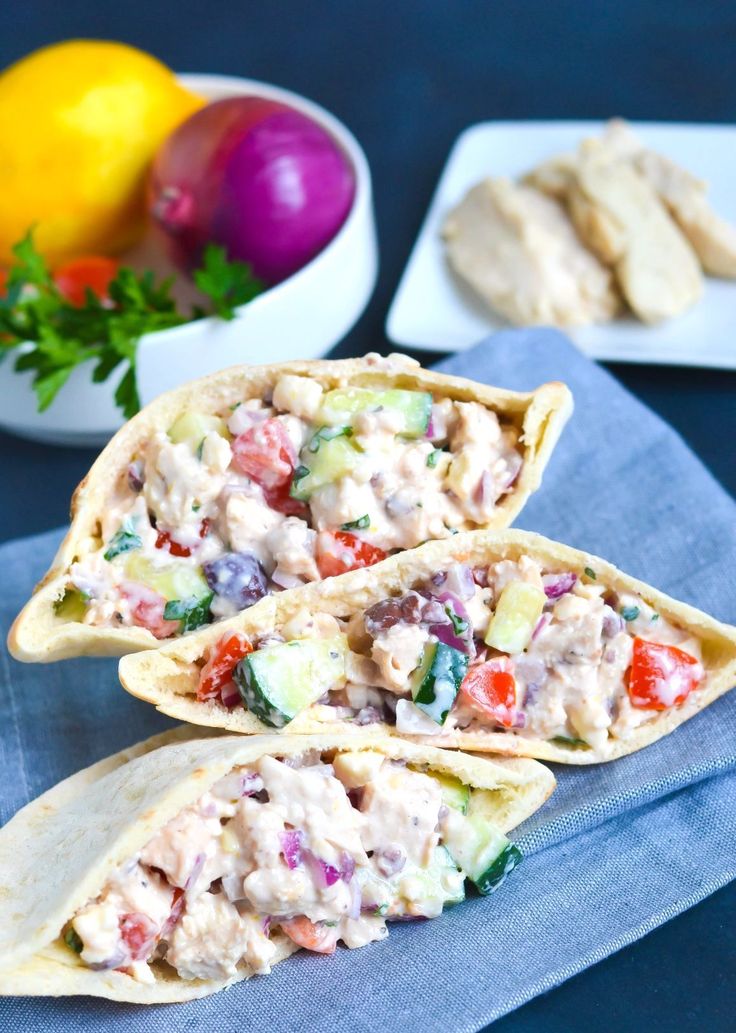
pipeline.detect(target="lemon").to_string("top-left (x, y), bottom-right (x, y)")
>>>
top-left (0, 39), bottom-right (204, 266)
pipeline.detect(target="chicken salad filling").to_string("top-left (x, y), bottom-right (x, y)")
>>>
top-left (196, 557), bottom-right (705, 750)
top-left (59, 364), bottom-right (523, 640)
top-left (63, 750), bottom-right (521, 982)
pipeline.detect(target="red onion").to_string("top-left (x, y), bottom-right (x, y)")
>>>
top-left (149, 97), bottom-right (356, 284)
top-left (220, 680), bottom-right (241, 710)
top-left (375, 846), bottom-right (405, 877)
top-left (306, 853), bottom-right (341, 888)
top-left (184, 853), bottom-right (206, 891)
top-left (443, 563), bottom-right (475, 601)
top-left (542, 572), bottom-right (578, 600)
top-left (431, 591), bottom-right (475, 656)
top-left (532, 613), bottom-right (551, 640)
top-left (279, 830), bottom-right (304, 870)
top-left (127, 460), bottom-right (144, 492)
top-left (502, 452), bottom-right (523, 489)
top-left (348, 881), bottom-right (362, 919)
top-left (240, 772), bottom-right (265, 796)
top-left (340, 852), bottom-right (356, 883)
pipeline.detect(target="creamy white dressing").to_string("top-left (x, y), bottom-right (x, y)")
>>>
top-left (65, 376), bottom-right (523, 637)
top-left (224, 556), bottom-right (706, 748)
top-left (67, 751), bottom-right (474, 983)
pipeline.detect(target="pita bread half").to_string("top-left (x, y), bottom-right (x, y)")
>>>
top-left (119, 529), bottom-right (736, 764)
top-left (0, 729), bottom-right (554, 1002)
top-left (8, 354), bottom-right (571, 663)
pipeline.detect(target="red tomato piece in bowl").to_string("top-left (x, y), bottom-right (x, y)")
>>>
top-left (53, 256), bottom-right (120, 306)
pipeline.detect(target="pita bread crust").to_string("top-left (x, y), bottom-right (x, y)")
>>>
top-left (8, 356), bottom-right (572, 663)
top-left (119, 529), bottom-right (736, 765)
top-left (0, 729), bottom-right (554, 1001)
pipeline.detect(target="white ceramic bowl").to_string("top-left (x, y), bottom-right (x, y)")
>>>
top-left (0, 73), bottom-right (378, 447)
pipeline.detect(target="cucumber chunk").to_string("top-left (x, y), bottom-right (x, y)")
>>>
top-left (168, 411), bottom-right (229, 453)
top-left (400, 846), bottom-right (466, 911)
top-left (443, 810), bottom-right (523, 895)
top-left (54, 588), bottom-right (88, 622)
top-left (410, 641), bottom-right (468, 725)
top-left (234, 635), bottom-right (347, 728)
top-left (431, 772), bottom-right (470, 814)
top-left (318, 388), bottom-right (432, 438)
top-left (290, 435), bottom-right (363, 500)
top-left (124, 554), bottom-right (211, 603)
top-left (485, 580), bottom-right (546, 654)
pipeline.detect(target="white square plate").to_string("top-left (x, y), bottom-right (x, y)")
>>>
top-left (386, 120), bottom-right (736, 367)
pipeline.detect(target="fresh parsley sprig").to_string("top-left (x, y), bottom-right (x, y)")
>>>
top-left (0, 232), bottom-right (264, 418)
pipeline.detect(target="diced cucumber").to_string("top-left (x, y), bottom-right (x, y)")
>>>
top-left (318, 388), bottom-right (432, 438)
top-left (54, 588), bottom-right (88, 621)
top-left (443, 811), bottom-right (522, 895)
top-left (431, 772), bottom-right (470, 814)
top-left (398, 847), bottom-right (466, 911)
top-left (168, 411), bottom-right (229, 453)
top-left (125, 554), bottom-right (210, 603)
top-left (290, 435), bottom-right (363, 500)
top-left (233, 635), bottom-right (347, 728)
top-left (410, 641), bottom-right (468, 725)
top-left (485, 580), bottom-right (546, 654)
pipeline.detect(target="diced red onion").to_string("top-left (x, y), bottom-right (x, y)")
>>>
top-left (184, 853), bottom-right (206, 891)
top-left (355, 706), bottom-right (382, 726)
top-left (426, 414), bottom-right (436, 439)
top-left (502, 452), bottom-right (523, 489)
top-left (262, 915), bottom-right (272, 936)
top-left (347, 880), bottom-right (362, 919)
top-left (222, 874), bottom-right (245, 902)
top-left (430, 571), bottom-right (447, 587)
top-left (271, 569), bottom-right (306, 590)
top-left (127, 461), bottom-right (144, 492)
top-left (240, 772), bottom-right (264, 796)
top-left (279, 830), bottom-right (304, 870)
top-left (340, 852), bottom-right (356, 883)
top-left (228, 406), bottom-right (270, 436)
top-left (476, 470), bottom-right (498, 508)
top-left (375, 846), bottom-right (405, 877)
top-left (512, 711), bottom-right (527, 728)
top-left (532, 613), bottom-right (551, 640)
top-left (602, 608), bottom-right (625, 638)
top-left (306, 853), bottom-right (341, 887)
top-left (472, 566), bottom-right (489, 587)
top-left (443, 563), bottom-right (475, 601)
top-left (89, 950), bottom-right (127, 972)
top-left (220, 680), bottom-right (241, 710)
top-left (430, 591), bottom-right (474, 656)
top-left (542, 572), bottom-right (578, 600)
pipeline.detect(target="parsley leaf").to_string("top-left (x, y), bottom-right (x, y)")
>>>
top-left (163, 593), bottom-right (214, 632)
top-left (193, 244), bottom-right (264, 320)
top-left (0, 232), bottom-right (265, 418)
top-left (103, 519), bottom-right (142, 561)
top-left (584, 566), bottom-right (597, 580)
top-left (341, 514), bottom-right (370, 530)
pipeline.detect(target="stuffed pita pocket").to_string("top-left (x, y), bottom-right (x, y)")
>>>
top-left (9, 354), bottom-right (571, 663)
top-left (119, 529), bottom-right (736, 764)
top-left (0, 728), bottom-right (554, 1002)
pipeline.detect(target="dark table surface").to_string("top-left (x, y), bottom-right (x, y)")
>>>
top-left (1, 2), bottom-right (734, 1030)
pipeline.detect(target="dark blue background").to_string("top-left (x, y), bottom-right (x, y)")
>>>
top-left (0, 2), bottom-right (734, 1030)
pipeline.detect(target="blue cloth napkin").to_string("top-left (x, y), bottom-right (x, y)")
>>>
top-left (1, 329), bottom-right (734, 1031)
